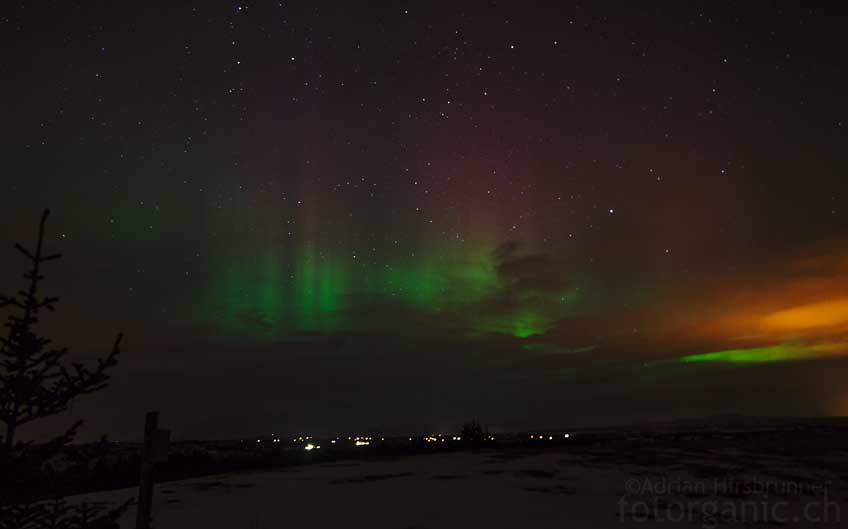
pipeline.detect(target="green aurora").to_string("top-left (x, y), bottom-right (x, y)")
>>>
top-left (679, 342), bottom-right (846, 364)
top-left (199, 243), bottom-right (582, 341)
top-left (680, 344), bottom-right (804, 364)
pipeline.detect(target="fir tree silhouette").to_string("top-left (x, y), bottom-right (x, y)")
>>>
top-left (0, 209), bottom-right (130, 529)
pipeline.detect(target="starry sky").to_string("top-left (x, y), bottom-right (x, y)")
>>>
top-left (2, 2), bottom-right (848, 440)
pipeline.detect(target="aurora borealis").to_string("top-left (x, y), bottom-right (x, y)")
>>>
top-left (200, 240), bottom-right (581, 340)
top-left (2, 3), bottom-right (848, 439)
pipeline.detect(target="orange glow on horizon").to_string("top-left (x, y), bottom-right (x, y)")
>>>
top-left (760, 298), bottom-right (848, 333)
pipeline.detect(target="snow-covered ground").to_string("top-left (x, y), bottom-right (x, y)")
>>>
top-left (77, 447), bottom-right (846, 528)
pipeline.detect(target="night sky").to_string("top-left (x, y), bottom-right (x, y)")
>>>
top-left (2, 2), bottom-right (847, 441)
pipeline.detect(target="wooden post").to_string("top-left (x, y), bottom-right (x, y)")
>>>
top-left (136, 411), bottom-right (158, 529)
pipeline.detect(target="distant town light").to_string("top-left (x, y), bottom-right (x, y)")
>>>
top-left (304, 443), bottom-right (317, 451)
